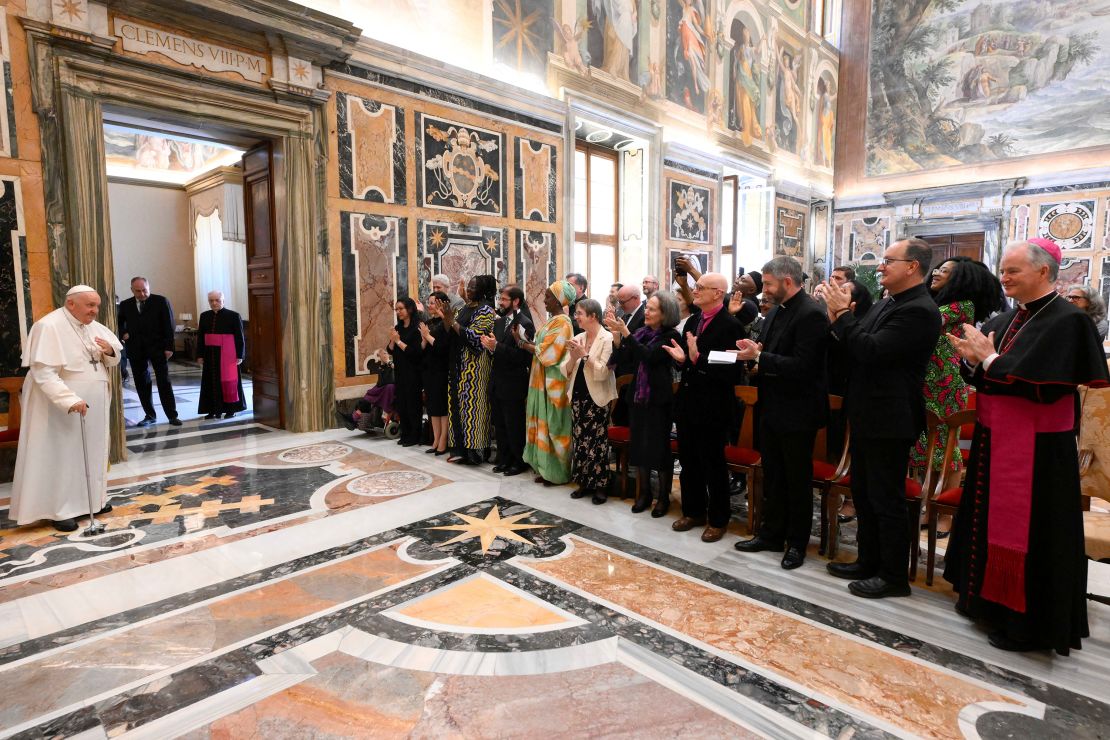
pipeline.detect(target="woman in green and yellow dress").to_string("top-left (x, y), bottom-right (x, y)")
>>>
top-left (522, 281), bottom-right (576, 485)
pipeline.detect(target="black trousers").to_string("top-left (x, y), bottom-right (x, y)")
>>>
top-left (676, 412), bottom-right (731, 528)
top-left (394, 380), bottom-right (424, 445)
top-left (129, 351), bottom-right (177, 420)
top-left (758, 425), bottom-right (817, 549)
top-left (492, 394), bottom-right (526, 466)
top-left (850, 435), bottom-right (914, 586)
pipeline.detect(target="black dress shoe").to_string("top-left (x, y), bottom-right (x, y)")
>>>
top-left (492, 464), bottom-right (507, 473)
top-left (733, 537), bottom-right (785, 553)
top-left (987, 631), bottom-right (1041, 652)
top-left (52, 518), bottom-right (78, 532)
top-left (136, 417), bottom-right (155, 427)
top-left (223, 412), bottom-right (235, 419)
top-left (848, 576), bottom-right (911, 599)
top-left (781, 547), bottom-right (805, 570)
top-left (591, 491), bottom-right (608, 505)
top-left (400, 441), bottom-right (418, 447)
top-left (826, 561), bottom-right (877, 581)
top-left (434, 449), bottom-right (448, 456)
top-left (169, 418), bottom-right (183, 427)
top-left (570, 488), bottom-right (591, 499)
top-left (502, 464), bottom-right (525, 476)
top-left (95, 504), bottom-right (113, 515)
top-left (204, 413), bottom-right (218, 420)
top-left (651, 497), bottom-right (670, 518)
top-left (425, 447), bottom-right (438, 454)
top-left (334, 410), bottom-right (356, 431)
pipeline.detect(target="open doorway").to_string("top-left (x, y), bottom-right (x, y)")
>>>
top-left (103, 113), bottom-right (277, 433)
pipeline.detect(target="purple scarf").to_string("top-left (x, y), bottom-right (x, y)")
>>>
top-left (632, 326), bottom-right (662, 404)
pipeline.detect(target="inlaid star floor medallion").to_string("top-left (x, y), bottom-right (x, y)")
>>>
top-left (426, 506), bottom-right (551, 553)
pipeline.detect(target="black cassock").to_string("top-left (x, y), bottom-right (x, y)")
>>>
top-left (944, 292), bottom-right (1109, 655)
top-left (197, 308), bottom-right (247, 415)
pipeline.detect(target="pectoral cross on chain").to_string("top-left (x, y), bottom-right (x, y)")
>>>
top-left (88, 356), bottom-right (100, 370)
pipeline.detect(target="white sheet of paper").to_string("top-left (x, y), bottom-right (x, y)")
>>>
top-left (707, 350), bottom-right (738, 364)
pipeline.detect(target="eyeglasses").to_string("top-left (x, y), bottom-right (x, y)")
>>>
top-left (932, 266), bottom-right (951, 274)
top-left (692, 284), bottom-right (723, 292)
top-left (618, 296), bottom-right (637, 305)
top-left (1065, 295), bottom-right (1086, 302)
top-left (880, 257), bottom-right (917, 267)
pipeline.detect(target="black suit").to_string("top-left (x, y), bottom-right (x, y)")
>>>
top-left (611, 301), bottom-right (645, 426)
top-left (118, 294), bottom-right (178, 421)
top-left (490, 308), bottom-right (535, 468)
top-left (831, 282), bottom-right (941, 585)
top-left (753, 291), bottom-right (829, 549)
top-left (674, 306), bottom-right (745, 528)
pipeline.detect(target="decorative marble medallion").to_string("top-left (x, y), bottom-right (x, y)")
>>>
top-left (418, 114), bottom-right (504, 215)
top-left (348, 470), bottom-right (434, 497)
top-left (667, 177), bottom-right (711, 243)
top-left (775, 203), bottom-right (807, 259)
top-left (425, 505), bottom-right (552, 554)
top-left (276, 443), bottom-right (353, 464)
top-left (1038, 200), bottom-right (1095, 250)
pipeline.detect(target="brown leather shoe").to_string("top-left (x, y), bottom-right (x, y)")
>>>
top-left (672, 516), bottom-right (707, 532)
top-left (701, 526), bottom-right (727, 543)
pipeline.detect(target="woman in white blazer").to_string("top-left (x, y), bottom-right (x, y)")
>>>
top-left (561, 298), bottom-right (618, 504)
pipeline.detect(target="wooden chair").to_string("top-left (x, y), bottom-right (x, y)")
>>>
top-left (606, 375), bottom-right (634, 498)
top-left (822, 426), bottom-right (940, 580)
top-left (813, 395), bottom-right (850, 555)
top-left (724, 385), bottom-right (761, 534)
top-left (0, 377), bottom-right (23, 450)
top-left (920, 409), bottom-right (976, 585)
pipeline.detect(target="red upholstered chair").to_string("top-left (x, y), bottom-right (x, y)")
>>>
top-left (724, 385), bottom-right (761, 534)
top-left (607, 375), bottom-right (633, 498)
top-left (923, 409), bottom-right (977, 585)
top-left (813, 395), bottom-right (849, 556)
top-left (0, 377), bottom-right (23, 449)
top-left (958, 391), bottom-right (976, 466)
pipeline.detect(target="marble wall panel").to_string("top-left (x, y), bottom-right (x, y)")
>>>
top-left (1101, 257), bottom-right (1110, 312)
top-left (1036, 200), bottom-right (1096, 251)
top-left (774, 201), bottom-right (807, 261)
top-left (1055, 257), bottom-right (1089, 293)
top-left (0, 177), bottom-right (28, 376)
top-left (417, 220), bottom-right (507, 301)
top-left (336, 92), bottom-right (405, 204)
top-left (342, 212), bottom-right (407, 377)
top-left (666, 177), bottom-right (711, 244)
top-left (417, 114), bottom-right (504, 216)
top-left (847, 215), bottom-right (890, 263)
top-left (514, 137), bottom-right (556, 223)
top-left (0, 8), bottom-right (14, 159)
top-left (516, 229), bottom-right (556, 328)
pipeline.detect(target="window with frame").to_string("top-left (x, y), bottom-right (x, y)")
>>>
top-left (815, 0), bottom-right (842, 47)
top-left (720, 175), bottom-right (738, 281)
top-left (573, 142), bottom-right (618, 301)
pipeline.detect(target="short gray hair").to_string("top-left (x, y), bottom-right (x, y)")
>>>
top-left (761, 256), bottom-right (803, 285)
top-left (577, 298), bottom-right (603, 320)
top-left (1017, 240), bottom-right (1060, 281)
top-left (1067, 283), bottom-right (1106, 323)
top-left (431, 273), bottom-right (451, 287)
top-left (651, 290), bottom-right (681, 330)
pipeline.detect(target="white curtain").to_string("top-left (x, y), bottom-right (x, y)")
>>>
top-left (194, 211), bottom-right (250, 321)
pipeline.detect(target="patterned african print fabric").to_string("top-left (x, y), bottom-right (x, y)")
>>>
top-left (523, 313), bottom-right (573, 484)
top-left (448, 303), bottom-right (496, 451)
top-left (911, 300), bottom-right (973, 471)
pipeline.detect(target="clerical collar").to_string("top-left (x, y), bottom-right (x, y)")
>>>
top-left (1017, 290), bottom-right (1057, 311)
top-left (889, 283), bottom-right (928, 302)
top-left (63, 308), bottom-right (87, 330)
top-left (779, 289), bottom-right (804, 309)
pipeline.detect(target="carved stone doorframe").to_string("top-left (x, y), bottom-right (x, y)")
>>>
top-left (25, 25), bottom-right (335, 460)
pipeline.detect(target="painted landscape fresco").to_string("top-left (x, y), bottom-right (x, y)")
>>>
top-left (865, 0), bottom-right (1108, 175)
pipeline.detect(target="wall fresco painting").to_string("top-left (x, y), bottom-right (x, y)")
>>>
top-left (103, 124), bottom-right (242, 184)
top-left (667, 178), bottom-right (711, 243)
top-left (814, 72), bottom-right (836, 168)
top-left (514, 137), bottom-right (557, 223)
top-left (727, 14), bottom-right (765, 147)
top-left (492, 0), bottom-right (553, 78)
top-left (1037, 200), bottom-right (1095, 250)
top-left (848, 215), bottom-right (890, 262)
top-left (772, 37), bottom-right (804, 156)
top-left (341, 213), bottom-right (407, 377)
top-left (337, 93), bottom-right (406, 204)
top-left (777, 0), bottom-right (807, 30)
top-left (418, 114), bottom-right (504, 216)
top-left (665, 0), bottom-right (711, 114)
top-left (866, 0), bottom-right (1109, 176)
top-left (418, 221), bottom-right (508, 301)
top-left (584, 0), bottom-right (641, 83)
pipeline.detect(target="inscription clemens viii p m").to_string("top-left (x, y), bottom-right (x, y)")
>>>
top-left (114, 19), bottom-right (268, 83)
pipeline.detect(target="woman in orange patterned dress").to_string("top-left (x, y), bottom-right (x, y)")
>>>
top-left (522, 281), bottom-right (576, 485)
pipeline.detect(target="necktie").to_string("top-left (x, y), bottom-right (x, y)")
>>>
top-left (137, 301), bottom-right (143, 314)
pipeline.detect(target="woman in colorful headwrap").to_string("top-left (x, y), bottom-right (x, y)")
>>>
top-left (442, 274), bottom-right (498, 465)
top-left (522, 281), bottom-right (576, 485)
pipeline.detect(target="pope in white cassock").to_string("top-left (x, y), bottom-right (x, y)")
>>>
top-left (10, 286), bottom-right (123, 532)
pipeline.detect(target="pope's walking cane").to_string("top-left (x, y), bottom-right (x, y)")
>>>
top-left (79, 412), bottom-right (106, 537)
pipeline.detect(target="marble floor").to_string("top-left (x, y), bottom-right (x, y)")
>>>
top-left (0, 422), bottom-right (1107, 739)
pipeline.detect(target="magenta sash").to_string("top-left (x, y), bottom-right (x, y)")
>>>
top-left (204, 333), bottom-right (240, 403)
top-left (976, 393), bottom-right (1073, 612)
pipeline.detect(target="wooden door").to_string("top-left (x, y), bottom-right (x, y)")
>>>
top-left (242, 143), bottom-right (284, 427)
top-left (917, 232), bottom-right (985, 268)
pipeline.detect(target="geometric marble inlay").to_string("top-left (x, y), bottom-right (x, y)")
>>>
top-left (0, 8), bottom-right (14, 158)
top-left (337, 92), bottom-right (405, 204)
top-left (277, 443), bottom-right (353, 464)
top-left (517, 229), bottom-right (556, 329)
top-left (667, 177), bottom-right (711, 244)
top-left (514, 137), bottom-right (556, 223)
top-left (0, 176), bottom-right (28, 376)
top-left (386, 573), bottom-right (578, 632)
top-left (342, 212), bottom-right (407, 376)
top-left (348, 470), bottom-right (434, 498)
top-left (418, 113), bottom-right (503, 216)
top-left (417, 220), bottom-right (506, 303)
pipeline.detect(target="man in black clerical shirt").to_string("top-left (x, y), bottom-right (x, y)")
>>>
top-left (481, 285), bottom-right (535, 477)
top-left (118, 276), bottom-right (181, 427)
top-left (816, 238), bottom-right (941, 599)
top-left (733, 257), bottom-right (829, 569)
